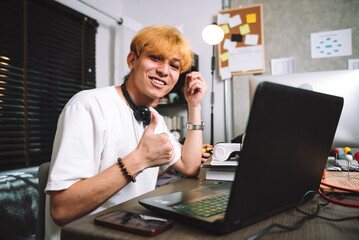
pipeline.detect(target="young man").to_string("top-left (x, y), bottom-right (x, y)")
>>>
top-left (44, 25), bottom-right (208, 239)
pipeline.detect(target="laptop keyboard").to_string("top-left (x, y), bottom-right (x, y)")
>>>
top-left (172, 193), bottom-right (229, 218)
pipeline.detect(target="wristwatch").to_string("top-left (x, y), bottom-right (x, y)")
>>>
top-left (186, 121), bottom-right (204, 130)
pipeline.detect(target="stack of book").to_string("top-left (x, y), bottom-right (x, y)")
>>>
top-left (203, 155), bottom-right (239, 181)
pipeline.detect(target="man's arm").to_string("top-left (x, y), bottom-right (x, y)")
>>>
top-left (50, 113), bottom-right (174, 226)
top-left (172, 72), bottom-right (208, 176)
top-left (49, 163), bottom-right (130, 226)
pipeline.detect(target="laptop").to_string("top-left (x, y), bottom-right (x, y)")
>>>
top-left (139, 81), bottom-right (343, 234)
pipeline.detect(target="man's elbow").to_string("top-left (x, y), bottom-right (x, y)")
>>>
top-left (184, 164), bottom-right (201, 177)
top-left (50, 193), bottom-right (76, 227)
top-left (51, 205), bottom-right (71, 227)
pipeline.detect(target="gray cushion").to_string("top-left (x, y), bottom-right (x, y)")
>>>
top-left (0, 167), bottom-right (39, 240)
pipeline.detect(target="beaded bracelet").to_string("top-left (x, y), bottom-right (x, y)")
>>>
top-left (117, 157), bottom-right (136, 182)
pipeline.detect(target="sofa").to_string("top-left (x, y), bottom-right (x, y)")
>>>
top-left (0, 166), bottom-right (39, 240)
top-left (0, 164), bottom-right (181, 240)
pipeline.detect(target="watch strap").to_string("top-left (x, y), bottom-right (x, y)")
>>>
top-left (186, 121), bottom-right (204, 130)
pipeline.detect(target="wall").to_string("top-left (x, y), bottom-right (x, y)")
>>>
top-left (55, 0), bottom-right (124, 88)
top-left (230, 0), bottom-right (359, 135)
top-left (55, 0), bottom-right (225, 145)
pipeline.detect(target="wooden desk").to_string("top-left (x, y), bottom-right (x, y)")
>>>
top-left (61, 170), bottom-right (359, 240)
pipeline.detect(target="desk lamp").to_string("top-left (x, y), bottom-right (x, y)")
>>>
top-left (202, 24), bottom-right (224, 145)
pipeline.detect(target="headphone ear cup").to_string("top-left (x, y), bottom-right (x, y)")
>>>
top-left (121, 84), bottom-right (152, 126)
top-left (134, 106), bottom-right (151, 125)
top-left (143, 112), bottom-right (151, 126)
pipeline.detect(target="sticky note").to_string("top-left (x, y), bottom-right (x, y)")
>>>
top-left (220, 24), bottom-right (230, 34)
top-left (220, 52), bottom-right (229, 62)
top-left (246, 13), bottom-right (256, 23)
top-left (239, 24), bottom-right (250, 35)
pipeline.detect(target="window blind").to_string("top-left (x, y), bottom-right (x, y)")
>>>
top-left (0, 0), bottom-right (98, 170)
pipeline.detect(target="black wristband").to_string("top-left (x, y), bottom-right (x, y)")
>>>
top-left (117, 157), bottom-right (136, 183)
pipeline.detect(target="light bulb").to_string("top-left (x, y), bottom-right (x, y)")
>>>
top-left (202, 24), bottom-right (224, 45)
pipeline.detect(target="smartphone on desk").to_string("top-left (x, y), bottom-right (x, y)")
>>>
top-left (94, 210), bottom-right (173, 236)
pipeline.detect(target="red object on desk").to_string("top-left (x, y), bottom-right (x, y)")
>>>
top-left (354, 151), bottom-right (359, 162)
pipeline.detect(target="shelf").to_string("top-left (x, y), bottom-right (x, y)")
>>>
top-left (156, 103), bottom-right (187, 108)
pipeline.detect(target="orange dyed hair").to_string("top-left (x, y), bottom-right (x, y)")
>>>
top-left (130, 25), bottom-right (193, 73)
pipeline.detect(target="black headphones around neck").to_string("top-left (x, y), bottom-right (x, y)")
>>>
top-left (121, 83), bottom-right (151, 126)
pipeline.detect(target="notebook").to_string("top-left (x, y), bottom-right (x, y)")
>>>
top-left (139, 81), bottom-right (343, 234)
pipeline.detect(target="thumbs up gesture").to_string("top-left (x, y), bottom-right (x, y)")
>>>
top-left (136, 112), bottom-right (174, 168)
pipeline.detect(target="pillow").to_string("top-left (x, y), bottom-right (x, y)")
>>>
top-left (0, 167), bottom-right (39, 240)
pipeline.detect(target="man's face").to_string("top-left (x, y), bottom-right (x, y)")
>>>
top-left (129, 49), bottom-right (181, 102)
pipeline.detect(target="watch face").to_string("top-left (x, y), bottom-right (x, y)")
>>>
top-left (171, 130), bottom-right (181, 141)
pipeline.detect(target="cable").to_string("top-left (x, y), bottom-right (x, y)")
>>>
top-left (247, 191), bottom-right (321, 240)
top-left (319, 189), bottom-right (359, 207)
top-left (297, 192), bottom-right (359, 219)
top-left (319, 170), bottom-right (359, 207)
top-left (247, 190), bottom-right (359, 240)
top-left (320, 181), bottom-right (359, 207)
top-left (320, 182), bottom-right (359, 193)
top-left (246, 216), bottom-right (312, 240)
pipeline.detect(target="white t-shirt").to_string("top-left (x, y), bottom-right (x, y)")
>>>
top-left (44, 86), bottom-right (181, 240)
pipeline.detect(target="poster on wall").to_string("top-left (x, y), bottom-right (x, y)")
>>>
top-left (311, 28), bottom-right (352, 59)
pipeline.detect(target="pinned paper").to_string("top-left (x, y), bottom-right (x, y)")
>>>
top-left (228, 45), bottom-right (263, 72)
top-left (239, 24), bottom-right (250, 35)
top-left (223, 39), bottom-right (237, 52)
top-left (217, 13), bottom-right (230, 24)
top-left (220, 67), bottom-right (232, 80)
top-left (228, 14), bottom-right (242, 28)
top-left (220, 24), bottom-right (230, 34)
top-left (220, 52), bottom-right (229, 62)
top-left (231, 34), bottom-right (243, 42)
top-left (245, 34), bottom-right (259, 45)
top-left (246, 13), bottom-right (256, 23)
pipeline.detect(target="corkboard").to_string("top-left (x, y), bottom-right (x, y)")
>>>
top-left (218, 4), bottom-right (265, 77)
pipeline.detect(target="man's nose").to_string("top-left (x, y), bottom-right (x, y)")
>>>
top-left (156, 62), bottom-right (169, 77)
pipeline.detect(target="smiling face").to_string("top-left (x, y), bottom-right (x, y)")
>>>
top-left (126, 49), bottom-right (180, 105)
top-left (123, 25), bottom-right (193, 107)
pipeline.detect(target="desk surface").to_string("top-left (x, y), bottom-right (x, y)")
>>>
top-left (61, 170), bottom-right (359, 240)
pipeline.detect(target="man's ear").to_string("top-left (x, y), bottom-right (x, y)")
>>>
top-left (127, 51), bottom-right (137, 70)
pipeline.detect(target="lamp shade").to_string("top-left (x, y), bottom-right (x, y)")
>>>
top-left (202, 24), bottom-right (224, 45)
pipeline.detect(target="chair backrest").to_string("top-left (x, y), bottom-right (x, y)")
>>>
top-left (36, 162), bottom-right (50, 240)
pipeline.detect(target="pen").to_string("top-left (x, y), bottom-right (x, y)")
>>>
top-left (202, 147), bottom-right (213, 153)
